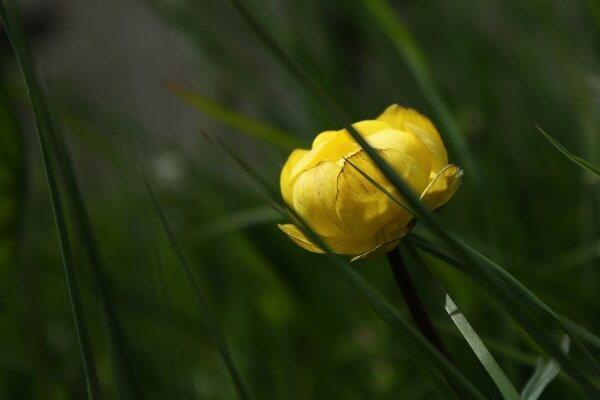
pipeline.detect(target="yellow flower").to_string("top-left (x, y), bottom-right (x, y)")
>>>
top-left (279, 104), bottom-right (462, 259)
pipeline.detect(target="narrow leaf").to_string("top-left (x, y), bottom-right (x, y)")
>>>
top-left (141, 171), bottom-right (253, 400)
top-left (0, 1), bottom-right (101, 398)
top-left (168, 83), bottom-right (305, 150)
top-left (358, 0), bottom-right (478, 179)
top-left (521, 336), bottom-right (570, 400)
top-left (403, 241), bottom-right (521, 400)
top-left (537, 125), bottom-right (600, 177)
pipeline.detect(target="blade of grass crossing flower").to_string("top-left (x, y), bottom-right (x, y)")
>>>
top-left (168, 84), bottom-right (305, 150)
top-left (537, 126), bottom-right (600, 177)
top-left (346, 148), bottom-right (599, 392)
top-left (0, 1), bottom-right (101, 398)
top-left (520, 336), bottom-right (570, 400)
top-left (402, 241), bottom-right (521, 400)
top-left (213, 140), bottom-right (487, 400)
top-left (220, 1), bottom-right (600, 394)
top-left (141, 172), bottom-right (252, 400)
top-left (358, 0), bottom-right (478, 179)
top-left (408, 234), bottom-right (600, 351)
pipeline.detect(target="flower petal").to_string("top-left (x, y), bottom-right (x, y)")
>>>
top-left (278, 224), bottom-right (376, 255)
top-left (290, 120), bottom-right (391, 180)
top-left (281, 148), bottom-right (308, 206)
top-left (278, 224), bottom-right (324, 253)
top-left (292, 160), bottom-right (345, 236)
top-left (336, 149), bottom-right (427, 240)
top-left (377, 105), bottom-right (448, 174)
top-left (420, 164), bottom-right (463, 210)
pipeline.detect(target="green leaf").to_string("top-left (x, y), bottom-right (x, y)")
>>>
top-left (403, 241), bottom-right (521, 400)
top-left (538, 125), bottom-right (600, 177)
top-left (169, 84), bottom-right (306, 150)
top-left (521, 336), bottom-right (570, 400)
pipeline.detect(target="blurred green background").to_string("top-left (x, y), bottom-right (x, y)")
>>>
top-left (1, 0), bottom-right (599, 399)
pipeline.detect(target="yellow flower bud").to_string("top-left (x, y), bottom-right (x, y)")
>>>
top-left (279, 105), bottom-right (462, 259)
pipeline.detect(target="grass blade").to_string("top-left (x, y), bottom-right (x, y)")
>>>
top-left (48, 124), bottom-right (142, 398)
top-left (537, 125), bottom-right (600, 176)
top-left (192, 205), bottom-right (280, 242)
top-left (521, 336), bottom-right (570, 400)
top-left (168, 83), bottom-right (305, 150)
top-left (0, 74), bottom-right (25, 270)
top-left (408, 234), bottom-right (600, 393)
top-left (0, 1), bottom-right (102, 398)
top-left (358, 0), bottom-right (478, 179)
top-left (403, 241), bottom-right (521, 400)
top-left (141, 171), bottom-right (253, 400)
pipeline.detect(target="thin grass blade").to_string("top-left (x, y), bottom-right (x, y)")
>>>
top-left (0, 74), bottom-right (25, 271)
top-left (358, 0), bottom-right (477, 179)
top-left (169, 83), bottom-right (305, 150)
top-left (538, 125), bottom-right (600, 177)
top-left (0, 1), bottom-right (102, 398)
top-left (193, 205), bottom-right (280, 242)
top-left (141, 171), bottom-right (252, 400)
top-left (521, 336), bottom-right (570, 400)
top-left (403, 241), bottom-right (521, 400)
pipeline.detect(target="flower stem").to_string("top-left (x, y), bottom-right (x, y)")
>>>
top-left (386, 247), bottom-right (455, 365)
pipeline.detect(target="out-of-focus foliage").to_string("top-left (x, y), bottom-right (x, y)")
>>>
top-left (0, 0), bottom-right (599, 399)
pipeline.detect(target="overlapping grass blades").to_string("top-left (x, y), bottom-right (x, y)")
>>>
top-left (1, 2), bottom-right (146, 398)
top-left (222, 0), bottom-right (600, 396)
top-left (141, 171), bottom-right (253, 400)
top-left (0, 1), bottom-right (101, 398)
top-left (358, 0), bottom-right (477, 179)
top-left (213, 137), bottom-right (486, 399)
top-left (402, 241), bottom-right (521, 400)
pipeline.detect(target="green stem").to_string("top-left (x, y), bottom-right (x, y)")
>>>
top-left (387, 248), bottom-right (453, 362)
top-left (387, 247), bottom-right (464, 399)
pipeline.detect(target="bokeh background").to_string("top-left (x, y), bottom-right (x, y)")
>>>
top-left (1, 0), bottom-right (599, 398)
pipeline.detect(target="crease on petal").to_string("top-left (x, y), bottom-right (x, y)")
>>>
top-left (292, 160), bottom-right (345, 236)
top-left (335, 149), bottom-right (427, 240)
top-left (377, 104), bottom-right (448, 174)
top-left (420, 164), bottom-right (463, 210)
top-left (290, 120), bottom-right (391, 180)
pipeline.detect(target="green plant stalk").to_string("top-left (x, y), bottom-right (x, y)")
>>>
top-left (387, 248), bottom-right (465, 399)
top-left (387, 248), bottom-right (455, 364)
top-left (403, 241), bottom-right (521, 400)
